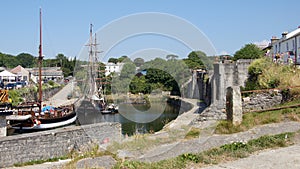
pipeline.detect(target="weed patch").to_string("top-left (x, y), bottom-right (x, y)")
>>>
top-left (184, 127), bottom-right (201, 139)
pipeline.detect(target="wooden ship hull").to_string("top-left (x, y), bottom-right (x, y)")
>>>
top-left (7, 103), bottom-right (77, 130)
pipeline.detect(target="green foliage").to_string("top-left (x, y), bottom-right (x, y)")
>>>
top-left (178, 132), bottom-right (293, 167)
top-left (248, 58), bottom-right (267, 77)
top-left (139, 58), bottom-right (190, 95)
top-left (14, 156), bottom-right (69, 167)
top-left (113, 132), bottom-right (295, 169)
top-left (183, 51), bottom-right (205, 69)
top-left (130, 76), bottom-right (151, 94)
top-left (16, 53), bottom-right (36, 67)
top-left (8, 90), bottom-right (23, 105)
top-left (233, 43), bottom-right (264, 61)
top-left (133, 57), bottom-right (145, 67)
top-left (166, 54), bottom-right (179, 60)
top-left (48, 80), bottom-right (55, 86)
top-left (108, 57), bottom-right (119, 64)
top-left (244, 57), bottom-right (300, 92)
top-left (220, 142), bottom-right (249, 152)
top-left (0, 52), bottom-right (34, 68)
top-left (0, 52), bottom-right (75, 78)
top-left (120, 62), bottom-right (136, 79)
top-left (247, 132), bottom-right (293, 148)
top-left (118, 55), bottom-right (130, 63)
top-left (55, 54), bottom-right (75, 77)
top-left (180, 153), bottom-right (200, 163)
top-left (214, 101), bottom-right (300, 134)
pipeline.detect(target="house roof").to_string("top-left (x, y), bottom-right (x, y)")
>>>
top-left (0, 70), bottom-right (17, 77)
top-left (286, 27), bottom-right (300, 40)
top-left (10, 65), bottom-right (29, 75)
top-left (26, 67), bottom-right (63, 76)
top-left (10, 65), bottom-right (23, 73)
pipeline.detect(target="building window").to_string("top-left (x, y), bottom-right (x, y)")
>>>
top-left (286, 42), bottom-right (289, 51)
top-left (293, 40), bottom-right (295, 50)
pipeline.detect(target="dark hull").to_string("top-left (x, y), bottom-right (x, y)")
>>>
top-left (10, 111), bottom-right (77, 130)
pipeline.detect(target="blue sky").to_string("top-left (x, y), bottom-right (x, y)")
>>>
top-left (1, 0), bottom-right (300, 61)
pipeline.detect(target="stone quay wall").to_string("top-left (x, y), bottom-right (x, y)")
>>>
top-left (0, 122), bottom-right (121, 168)
top-left (211, 59), bottom-right (252, 110)
top-left (242, 90), bottom-right (284, 113)
top-left (167, 97), bottom-right (193, 114)
top-left (22, 86), bottom-right (62, 102)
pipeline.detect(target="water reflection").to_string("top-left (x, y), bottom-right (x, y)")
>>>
top-left (76, 100), bottom-right (180, 135)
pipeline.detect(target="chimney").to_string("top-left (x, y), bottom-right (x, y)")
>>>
top-left (271, 36), bottom-right (279, 45)
top-left (282, 31), bottom-right (288, 38)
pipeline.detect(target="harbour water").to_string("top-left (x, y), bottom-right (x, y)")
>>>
top-left (76, 100), bottom-right (181, 135)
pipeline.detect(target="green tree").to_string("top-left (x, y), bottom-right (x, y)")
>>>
top-left (166, 54), bottom-right (179, 60)
top-left (133, 57), bottom-right (145, 67)
top-left (118, 55), bottom-right (130, 63)
top-left (233, 44), bottom-right (264, 61)
top-left (130, 76), bottom-right (150, 94)
top-left (16, 53), bottom-right (36, 68)
top-left (183, 51), bottom-right (205, 69)
top-left (108, 57), bottom-right (118, 64)
top-left (120, 62), bottom-right (136, 79)
top-left (54, 53), bottom-right (75, 77)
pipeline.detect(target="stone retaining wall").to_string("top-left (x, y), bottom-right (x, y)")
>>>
top-left (167, 97), bottom-right (193, 114)
top-left (0, 122), bottom-right (121, 168)
top-left (22, 86), bottom-right (62, 102)
top-left (242, 90), bottom-right (283, 113)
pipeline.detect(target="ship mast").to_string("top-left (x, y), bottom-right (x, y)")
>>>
top-left (38, 8), bottom-right (43, 112)
top-left (88, 24), bottom-right (95, 97)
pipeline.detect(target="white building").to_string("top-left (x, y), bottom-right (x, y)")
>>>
top-left (10, 65), bottom-right (30, 82)
top-left (104, 62), bottom-right (124, 76)
top-left (26, 67), bottom-right (64, 83)
top-left (270, 26), bottom-right (300, 64)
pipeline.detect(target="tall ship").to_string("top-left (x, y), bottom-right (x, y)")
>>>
top-left (7, 8), bottom-right (77, 131)
top-left (76, 24), bottom-right (117, 120)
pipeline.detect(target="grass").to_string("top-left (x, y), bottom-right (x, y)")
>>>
top-left (107, 127), bottom-right (189, 154)
top-left (14, 126), bottom-right (299, 169)
top-left (215, 100), bottom-right (300, 134)
top-left (184, 127), bottom-right (201, 139)
top-left (112, 132), bottom-right (296, 169)
top-left (14, 156), bottom-right (69, 167)
top-left (61, 144), bottom-right (116, 169)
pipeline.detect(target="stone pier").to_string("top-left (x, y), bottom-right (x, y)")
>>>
top-left (226, 86), bottom-right (243, 126)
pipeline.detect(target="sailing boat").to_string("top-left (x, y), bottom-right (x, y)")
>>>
top-left (7, 8), bottom-right (77, 130)
top-left (85, 24), bottom-right (118, 114)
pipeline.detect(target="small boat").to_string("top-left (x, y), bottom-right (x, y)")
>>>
top-left (7, 8), bottom-right (77, 131)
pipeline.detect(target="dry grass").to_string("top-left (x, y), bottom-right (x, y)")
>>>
top-left (106, 127), bottom-right (189, 154)
top-left (184, 127), bottom-right (201, 139)
top-left (215, 104), bottom-right (300, 135)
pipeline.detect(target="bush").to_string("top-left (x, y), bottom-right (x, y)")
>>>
top-left (48, 80), bottom-right (55, 86)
